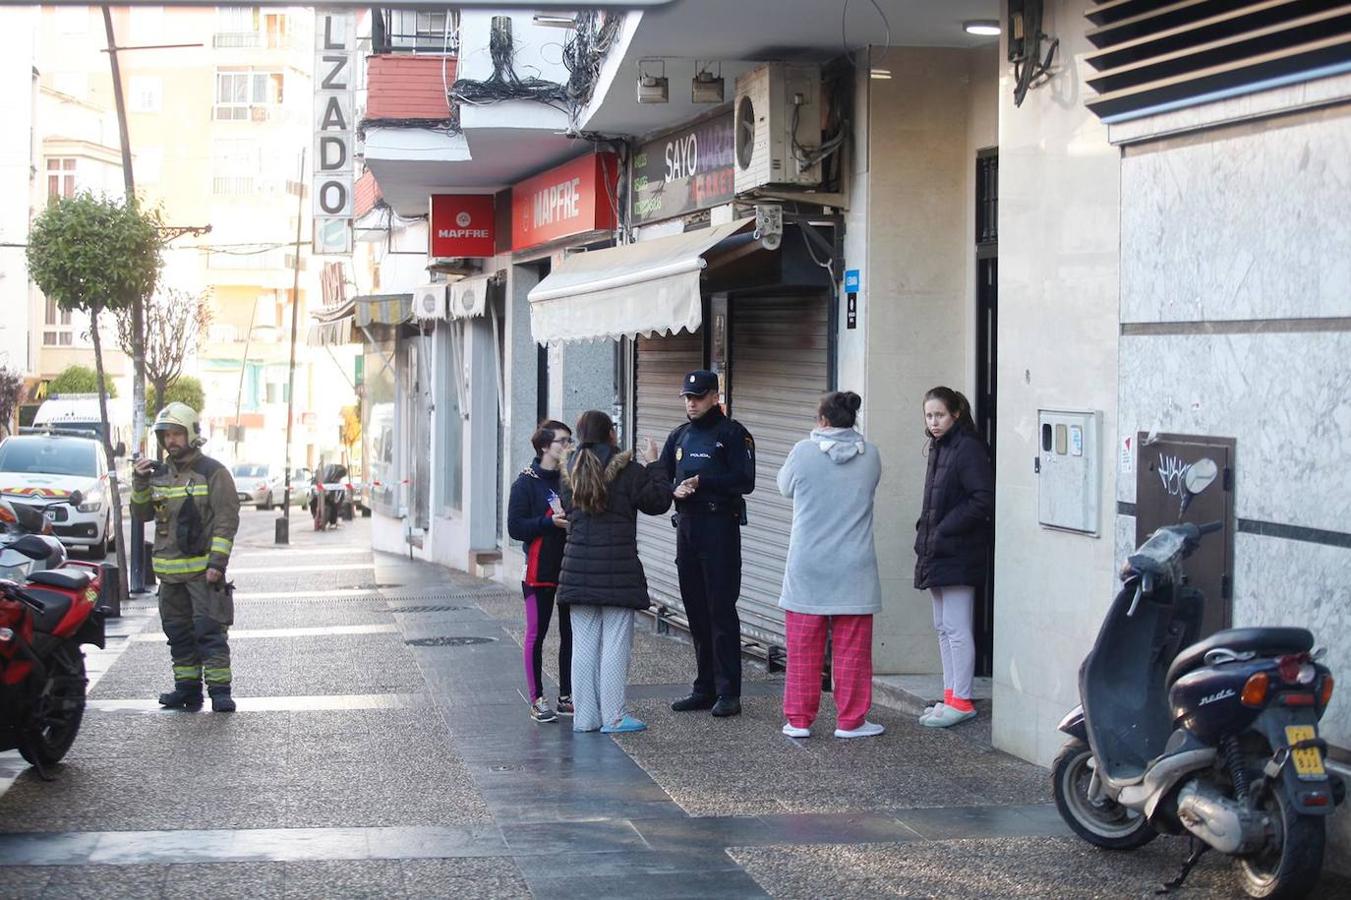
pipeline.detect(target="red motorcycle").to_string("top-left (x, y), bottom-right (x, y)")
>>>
top-left (0, 493), bottom-right (106, 777)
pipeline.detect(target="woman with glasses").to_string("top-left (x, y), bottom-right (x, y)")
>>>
top-left (507, 419), bottom-right (575, 723)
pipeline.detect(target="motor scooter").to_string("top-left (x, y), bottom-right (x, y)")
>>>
top-left (0, 493), bottom-right (78, 581)
top-left (1053, 459), bottom-right (1343, 898)
top-left (0, 493), bottom-right (105, 778)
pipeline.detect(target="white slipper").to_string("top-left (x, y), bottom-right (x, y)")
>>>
top-left (781, 723), bottom-right (811, 738)
top-left (922, 705), bottom-right (976, 728)
top-left (920, 702), bottom-right (947, 724)
top-left (834, 721), bottom-right (885, 739)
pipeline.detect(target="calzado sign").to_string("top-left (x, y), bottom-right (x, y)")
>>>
top-left (313, 11), bottom-right (356, 253)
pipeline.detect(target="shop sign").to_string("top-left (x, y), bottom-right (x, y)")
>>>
top-left (430, 195), bottom-right (496, 258)
top-left (631, 112), bottom-right (734, 225)
top-left (313, 11), bottom-right (357, 254)
top-left (511, 153), bottom-right (618, 251)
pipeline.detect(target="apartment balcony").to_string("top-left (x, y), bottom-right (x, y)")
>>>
top-left (212, 31), bottom-right (294, 50)
top-left (370, 8), bottom-right (460, 56)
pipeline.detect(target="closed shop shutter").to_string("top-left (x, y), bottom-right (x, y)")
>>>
top-left (634, 331), bottom-right (703, 610)
top-left (729, 294), bottom-right (828, 649)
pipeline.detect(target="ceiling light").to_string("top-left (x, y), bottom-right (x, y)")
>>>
top-left (532, 14), bottom-right (576, 29)
top-left (691, 62), bottom-right (724, 103)
top-left (637, 59), bottom-right (668, 103)
top-left (964, 19), bottom-right (1001, 36)
top-left (870, 68), bottom-right (891, 80)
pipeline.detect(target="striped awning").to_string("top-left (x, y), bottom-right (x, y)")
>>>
top-left (355, 293), bottom-right (413, 327)
top-left (307, 298), bottom-right (358, 347)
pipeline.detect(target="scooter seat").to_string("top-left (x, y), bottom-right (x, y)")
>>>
top-left (28, 567), bottom-right (93, 591)
top-left (1167, 627), bottom-right (1313, 686)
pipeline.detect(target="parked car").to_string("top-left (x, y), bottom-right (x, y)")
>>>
top-left (231, 463), bottom-right (274, 510)
top-left (0, 433), bottom-right (114, 556)
top-left (267, 467), bottom-right (312, 508)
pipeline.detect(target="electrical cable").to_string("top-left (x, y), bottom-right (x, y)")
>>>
top-left (450, 17), bottom-right (570, 112)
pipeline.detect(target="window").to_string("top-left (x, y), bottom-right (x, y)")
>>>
top-left (214, 69), bottom-right (283, 121)
top-left (46, 158), bottom-right (77, 199)
top-left (45, 297), bottom-right (73, 327)
top-left (128, 76), bottom-right (162, 113)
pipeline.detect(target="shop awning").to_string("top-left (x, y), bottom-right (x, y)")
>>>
top-left (307, 298), bottom-right (358, 347)
top-left (355, 293), bottom-right (413, 327)
top-left (528, 219), bottom-right (753, 344)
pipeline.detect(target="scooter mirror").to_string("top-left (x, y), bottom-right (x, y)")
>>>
top-left (68, 490), bottom-right (84, 508)
top-left (1184, 459), bottom-right (1218, 496)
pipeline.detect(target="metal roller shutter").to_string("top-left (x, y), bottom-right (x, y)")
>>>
top-left (730, 294), bottom-right (829, 649)
top-left (634, 331), bottom-right (703, 611)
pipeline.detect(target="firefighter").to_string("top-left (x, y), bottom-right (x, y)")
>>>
top-left (130, 402), bottom-right (241, 713)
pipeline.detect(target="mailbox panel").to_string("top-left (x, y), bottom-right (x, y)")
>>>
top-left (1037, 409), bottom-right (1101, 535)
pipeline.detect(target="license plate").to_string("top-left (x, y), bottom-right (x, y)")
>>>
top-left (44, 510), bottom-right (56, 521)
top-left (1285, 724), bottom-right (1326, 779)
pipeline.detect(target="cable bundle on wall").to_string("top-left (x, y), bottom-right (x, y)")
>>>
top-left (450, 16), bottom-right (570, 112)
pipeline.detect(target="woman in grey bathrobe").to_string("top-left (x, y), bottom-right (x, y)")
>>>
top-left (776, 391), bottom-right (884, 740)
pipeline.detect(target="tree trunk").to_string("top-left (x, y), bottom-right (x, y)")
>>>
top-left (88, 307), bottom-right (129, 605)
top-left (152, 376), bottom-right (168, 459)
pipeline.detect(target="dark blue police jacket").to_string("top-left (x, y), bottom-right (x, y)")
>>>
top-left (658, 406), bottom-right (755, 515)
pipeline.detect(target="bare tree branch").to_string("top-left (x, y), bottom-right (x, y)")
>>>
top-left (115, 288), bottom-right (213, 415)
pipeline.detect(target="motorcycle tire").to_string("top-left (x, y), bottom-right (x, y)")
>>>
top-left (1052, 738), bottom-right (1158, 850)
top-left (18, 644), bottom-right (87, 768)
top-left (1237, 781), bottom-right (1325, 899)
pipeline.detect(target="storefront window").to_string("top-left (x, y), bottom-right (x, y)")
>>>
top-left (437, 324), bottom-right (463, 512)
top-left (363, 338), bottom-right (398, 517)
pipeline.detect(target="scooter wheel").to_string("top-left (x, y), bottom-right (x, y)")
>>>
top-left (1237, 782), bottom-right (1324, 898)
top-left (1052, 738), bottom-right (1157, 850)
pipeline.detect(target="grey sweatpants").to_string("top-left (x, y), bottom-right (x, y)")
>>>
top-left (568, 605), bottom-right (634, 732)
top-left (930, 585), bottom-right (975, 701)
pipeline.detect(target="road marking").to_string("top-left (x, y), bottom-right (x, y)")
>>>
top-left (233, 588), bottom-right (382, 600)
top-left (227, 563), bottom-right (375, 575)
top-left (230, 547), bottom-right (370, 560)
top-left (132, 623), bottom-right (397, 641)
top-left (86, 692), bottom-right (429, 713)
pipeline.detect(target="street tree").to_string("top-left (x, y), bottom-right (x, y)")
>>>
top-left (26, 193), bottom-right (163, 602)
top-left (47, 363), bottom-right (119, 398)
top-left (0, 366), bottom-right (24, 438)
top-left (147, 376), bottom-right (206, 419)
top-left (116, 288), bottom-right (211, 423)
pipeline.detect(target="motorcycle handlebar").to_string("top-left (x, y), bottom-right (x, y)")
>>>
top-left (1198, 520), bottom-right (1224, 535)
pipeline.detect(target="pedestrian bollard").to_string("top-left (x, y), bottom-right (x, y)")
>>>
top-left (98, 562), bottom-right (121, 619)
top-left (275, 515), bottom-right (289, 545)
top-left (143, 540), bottom-right (156, 589)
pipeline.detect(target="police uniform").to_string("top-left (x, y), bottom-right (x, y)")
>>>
top-left (659, 370), bottom-right (755, 712)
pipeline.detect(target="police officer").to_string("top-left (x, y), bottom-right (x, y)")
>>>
top-left (660, 370), bottom-right (755, 718)
top-left (130, 402), bottom-right (241, 713)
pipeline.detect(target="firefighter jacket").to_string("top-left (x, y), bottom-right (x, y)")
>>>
top-left (130, 450), bottom-right (240, 584)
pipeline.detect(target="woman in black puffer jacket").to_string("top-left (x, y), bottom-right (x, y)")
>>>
top-left (558, 410), bottom-right (671, 734)
top-left (914, 387), bottom-right (994, 729)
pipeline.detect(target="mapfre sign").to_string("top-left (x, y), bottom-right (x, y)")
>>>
top-left (313, 11), bottom-right (356, 251)
top-left (430, 195), bottom-right (496, 258)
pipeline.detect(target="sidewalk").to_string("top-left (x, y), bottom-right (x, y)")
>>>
top-left (0, 515), bottom-right (1348, 898)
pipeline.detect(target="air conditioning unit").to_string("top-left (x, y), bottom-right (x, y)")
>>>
top-left (412, 283), bottom-right (447, 321)
top-left (733, 63), bottom-right (822, 194)
top-left (450, 276), bottom-right (488, 319)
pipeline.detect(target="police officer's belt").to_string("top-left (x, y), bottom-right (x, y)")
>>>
top-left (675, 501), bottom-right (739, 516)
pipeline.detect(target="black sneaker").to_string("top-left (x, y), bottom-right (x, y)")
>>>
top-left (556, 695), bottom-right (574, 717)
top-left (671, 693), bottom-right (716, 712)
top-left (711, 696), bottom-right (742, 718)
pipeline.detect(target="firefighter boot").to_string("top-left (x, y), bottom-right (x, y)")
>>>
top-left (209, 685), bottom-right (236, 713)
top-left (158, 681), bottom-right (203, 710)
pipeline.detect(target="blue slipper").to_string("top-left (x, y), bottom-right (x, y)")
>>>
top-left (600, 714), bottom-right (647, 734)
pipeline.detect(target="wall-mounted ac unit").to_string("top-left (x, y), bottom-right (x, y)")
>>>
top-left (733, 63), bottom-right (822, 194)
top-left (412, 283), bottom-right (447, 321)
top-left (450, 275), bottom-right (488, 319)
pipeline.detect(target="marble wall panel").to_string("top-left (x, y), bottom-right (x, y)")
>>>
top-left (1117, 331), bottom-right (1351, 530)
top-left (1121, 110), bottom-right (1351, 324)
top-left (1234, 532), bottom-right (1351, 748)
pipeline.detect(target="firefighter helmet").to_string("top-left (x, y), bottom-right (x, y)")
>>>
top-left (152, 401), bottom-right (205, 448)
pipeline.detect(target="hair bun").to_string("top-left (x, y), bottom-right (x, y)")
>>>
top-left (846, 392), bottom-right (861, 412)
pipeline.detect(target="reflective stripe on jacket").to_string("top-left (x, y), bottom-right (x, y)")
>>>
top-left (130, 450), bottom-right (240, 584)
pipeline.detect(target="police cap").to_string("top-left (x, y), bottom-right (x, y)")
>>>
top-left (680, 370), bottom-right (719, 397)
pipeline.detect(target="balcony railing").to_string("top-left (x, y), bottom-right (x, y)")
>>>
top-left (370, 7), bottom-right (459, 55)
top-left (212, 31), bottom-right (293, 50)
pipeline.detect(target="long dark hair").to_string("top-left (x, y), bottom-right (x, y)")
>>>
top-left (923, 386), bottom-right (976, 440)
top-left (818, 390), bottom-right (862, 428)
top-left (569, 410), bottom-right (615, 514)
